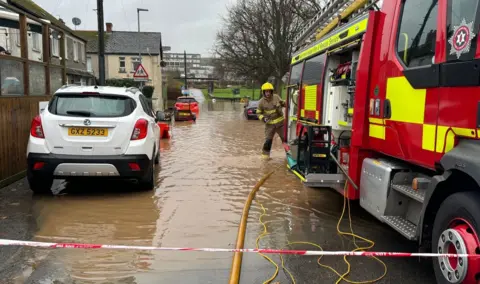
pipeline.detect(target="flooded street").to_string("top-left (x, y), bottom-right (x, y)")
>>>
top-left (2, 101), bottom-right (435, 283)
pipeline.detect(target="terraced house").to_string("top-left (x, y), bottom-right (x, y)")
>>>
top-left (77, 23), bottom-right (171, 110)
top-left (0, 0), bottom-right (92, 185)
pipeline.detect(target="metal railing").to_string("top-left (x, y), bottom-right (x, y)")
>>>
top-left (293, 0), bottom-right (356, 46)
top-left (293, 0), bottom-right (379, 48)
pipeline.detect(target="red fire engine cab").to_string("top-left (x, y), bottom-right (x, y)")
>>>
top-left (285, 0), bottom-right (480, 283)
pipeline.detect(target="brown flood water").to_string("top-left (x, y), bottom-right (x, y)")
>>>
top-left (17, 100), bottom-right (436, 283)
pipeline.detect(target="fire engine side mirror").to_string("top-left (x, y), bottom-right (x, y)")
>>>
top-left (156, 111), bottom-right (166, 121)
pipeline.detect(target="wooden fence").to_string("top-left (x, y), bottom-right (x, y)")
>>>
top-left (0, 2), bottom-right (72, 186)
top-left (0, 96), bottom-right (50, 185)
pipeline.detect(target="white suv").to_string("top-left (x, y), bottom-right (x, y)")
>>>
top-left (26, 85), bottom-right (161, 193)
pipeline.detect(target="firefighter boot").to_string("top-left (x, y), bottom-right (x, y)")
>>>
top-left (283, 143), bottom-right (292, 156)
top-left (262, 139), bottom-right (273, 159)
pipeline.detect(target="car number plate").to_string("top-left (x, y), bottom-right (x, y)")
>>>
top-left (179, 112), bottom-right (190, 116)
top-left (68, 127), bottom-right (108, 136)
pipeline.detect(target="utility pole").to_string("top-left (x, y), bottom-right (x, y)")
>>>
top-left (96, 0), bottom-right (105, 85)
top-left (137, 8), bottom-right (149, 88)
top-left (184, 50), bottom-right (188, 91)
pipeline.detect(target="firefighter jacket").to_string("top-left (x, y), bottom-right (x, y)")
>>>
top-left (256, 94), bottom-right (286, 125)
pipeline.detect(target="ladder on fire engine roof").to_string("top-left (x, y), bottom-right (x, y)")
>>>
top-left (293, 0), bottom-right (380, 47)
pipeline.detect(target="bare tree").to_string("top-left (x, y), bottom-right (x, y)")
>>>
top-left (291, 0), bottom-right (326, 21)
top-left (215, 0), bottom-right (318, 93)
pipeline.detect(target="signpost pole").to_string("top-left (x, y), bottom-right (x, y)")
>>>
top-left (137, 8), bottom-right (149, 88)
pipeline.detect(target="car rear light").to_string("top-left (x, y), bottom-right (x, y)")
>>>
top-left (131, 119), bottom-right (148, 140)
top-left (33, 162), bottom-right (45, 170)
top-left (30, 115), bottom-right (45, 138)
top-left (128, 162), bottom-right (141, 171)
top-left (248, 109), bottom-right (253, 114)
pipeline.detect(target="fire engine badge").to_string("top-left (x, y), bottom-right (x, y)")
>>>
top-left (448, 18), bottom-right (475, 59)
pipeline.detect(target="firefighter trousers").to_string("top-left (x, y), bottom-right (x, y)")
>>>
top-left (262, 122), bottom-right (285, 155)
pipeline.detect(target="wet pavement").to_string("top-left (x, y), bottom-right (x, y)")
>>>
top-left (0, 101), bottom-right (436, 283)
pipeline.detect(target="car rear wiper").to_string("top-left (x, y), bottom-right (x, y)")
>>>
top-left (66, 110), bottom-right (93, 117)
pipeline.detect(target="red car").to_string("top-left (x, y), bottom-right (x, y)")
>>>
top-left (174, 96), bottom-right (198, 121)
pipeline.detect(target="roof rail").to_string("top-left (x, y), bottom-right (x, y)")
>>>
top-left (126, 87), bottom-right (140, 94)
top-left (293, 0), bottom-right (355, 46)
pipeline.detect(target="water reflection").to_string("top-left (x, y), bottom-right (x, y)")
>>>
top-left (31, 180), bottom-right (158, 282)
top-left (20, 101), bottom-right (432, 283)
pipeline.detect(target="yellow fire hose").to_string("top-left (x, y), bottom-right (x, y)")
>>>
top-left (229, 165), bottom-right (388, 284)
top-left (228, 170), bottom-right (276, 284)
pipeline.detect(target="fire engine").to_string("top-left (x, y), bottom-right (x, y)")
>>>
top-left (284, 0), bottom-right (480, 283)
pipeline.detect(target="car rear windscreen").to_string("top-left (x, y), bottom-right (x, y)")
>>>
top-left (177, 98), bottom-right (197, 103)
top-left (48, 94), bottom-right (137, 117)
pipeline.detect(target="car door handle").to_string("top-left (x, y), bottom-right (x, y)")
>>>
top-left (383, 99), bottom-right (392, 119)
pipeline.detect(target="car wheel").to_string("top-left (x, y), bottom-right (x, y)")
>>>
top-left (154, 148), bottom-right (160, 165)
top-left (27, 171), bottom-right (53, 194)
top-left (432, 191), bottom-right (480, 284)
top-left (138, 155), bottom-right (155, 191)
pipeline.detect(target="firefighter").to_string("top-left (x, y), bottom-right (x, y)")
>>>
top-left (256, 82), bottom-right (287, 159)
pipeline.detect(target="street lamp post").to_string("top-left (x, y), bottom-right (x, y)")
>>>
top-left (96, 0), bottom-right (105, 85)
top-left (137, 8), bottom-right (149, 87)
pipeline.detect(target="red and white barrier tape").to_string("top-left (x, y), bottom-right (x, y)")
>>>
top-left (1, 239), bottom-right (479, 258)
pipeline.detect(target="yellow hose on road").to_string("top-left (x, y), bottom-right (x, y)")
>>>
top-left (279, 182), bottom-right (387, 284)
top-left (228, 170), bottom-right (276, 284)
top-left (230, 161), bottom-right (387, 284)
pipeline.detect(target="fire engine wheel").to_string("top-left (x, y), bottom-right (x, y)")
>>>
top-left (432, 191), bottom-right (480, 284)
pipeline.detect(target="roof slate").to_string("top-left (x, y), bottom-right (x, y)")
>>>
top-left (75, 30), bottom-right (169, 55)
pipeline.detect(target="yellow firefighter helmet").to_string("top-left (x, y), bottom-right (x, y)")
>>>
top-left (261, 82), bottom-right (274, 91)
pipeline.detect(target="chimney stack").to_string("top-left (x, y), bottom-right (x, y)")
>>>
top-left (106, 22), bottom-right (113, 33)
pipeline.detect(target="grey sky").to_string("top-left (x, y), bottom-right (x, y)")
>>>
top-left (35, 0), bottom-right (233, 56)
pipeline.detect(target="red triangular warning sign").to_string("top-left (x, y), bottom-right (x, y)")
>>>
top-left (133, 64), bottom-right (149, 78)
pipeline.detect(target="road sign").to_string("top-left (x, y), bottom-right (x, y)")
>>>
top-left (133, 64), bottom-right (149, 81)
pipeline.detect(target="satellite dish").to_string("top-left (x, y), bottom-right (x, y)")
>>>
top-left (72, 17), bottom-right (81, 29)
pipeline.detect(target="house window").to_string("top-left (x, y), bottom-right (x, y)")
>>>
top-left (119, 57), bottom-right (126, 73)
top-left (32, 33), bottom-right (40, 50)
top-left (51, 37), bottom-right (59, 57)
top-left (15, 29), bottom-right (20, 46)
top-left (87, 56), bottom-right (93, 72)
top-left (65, 37), bottom-right (72, 59)
top-left (131, 57), bottom-right (140, 72)
top-left (73, 40), bottom-right (79, 61)
top-left (80, 43), bottom-right (85, 63)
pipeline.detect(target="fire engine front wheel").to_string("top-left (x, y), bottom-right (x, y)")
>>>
top-left (432, 191), bottom-right (480, 284)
